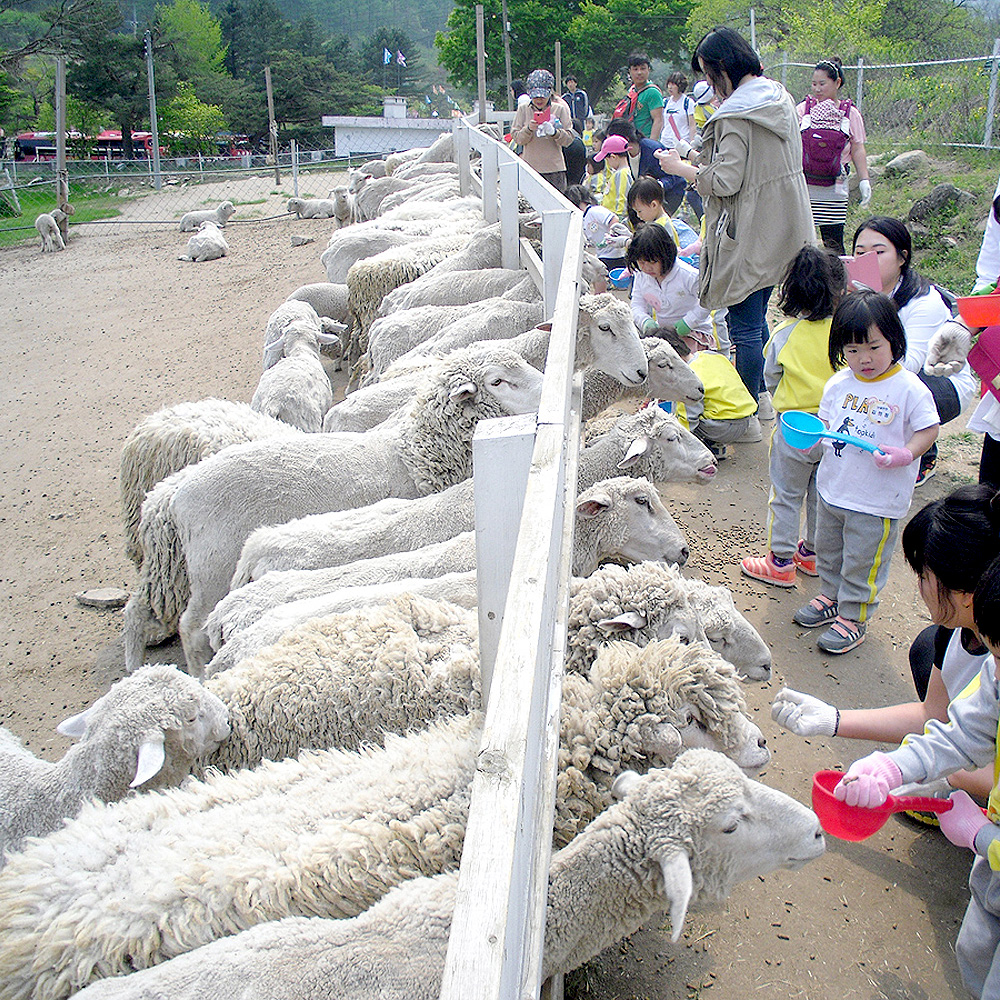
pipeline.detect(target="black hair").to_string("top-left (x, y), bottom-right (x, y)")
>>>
top-left (512, 79), bottom-right (526, 98)
top-left (903, 485), bottom-right (1000, 618)
top-left (605, 118), bottom-right (639, 144)
top-left (691, 27), bottom-right (761, 96)
top-left (628, 52), bottom-right (651, 69)
top-left (667, 71), bottom-right (689, 92)
top-left (777, 246), bottom-right (846, 321)
top-left (827, 288), bottom-right (907, 370)
top-left (974, 554), bottom-right (1000, 646)
top-left (657, 327), bottom-right (692, 357)
top-left (566, 183), bottom-right (596, 208)
top-left (852, 215), bottom-right (932, 309)
top-left (814, 58), bottom-right (844, 86)
top-left (592, 129), bottom-right (607, 147)
top-left (565, 74), bottom-right (577, 83)
top-left (585, 154), bottom-right (605, 174)
top-left (626, 176), bottom-right (666, 228)
top-left (625, 222), bottom-right (677, 276)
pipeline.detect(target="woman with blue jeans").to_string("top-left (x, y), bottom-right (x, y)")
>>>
top-left (656, 26), bottom-right (813, 405)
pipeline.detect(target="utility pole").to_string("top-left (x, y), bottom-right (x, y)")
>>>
top-left (264, 65), bottom-right (280, 184)
top-left (145, 31), bottom-right (162, 191)
top-left (54, 57), bottom-right (70, 245)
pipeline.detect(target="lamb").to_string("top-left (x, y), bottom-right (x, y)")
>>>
top-left (0, 665), bottom-right (229, 867)
top-left (357, 158), bottom-right (387, 178)
top-left (329, 185), bottom-right (351, 228)
top-left (375, 178), bottom-right (461, 217)
top-left (62, 750), bottom-right (824, 1000)
top-left (262, 299), bottom-right (343, 370)
top-left (0, 640), bottom-right (775, 1000)
top-left (286, 196), bottom-right (337, 219)
top-left (123, 348), bottom-right (545, 673)
top-left (177, 220), bottom-right (227, 262)
top-left (285, 282), bottom-right (350, 328)
top-left (178, 200), bottom-right (235, 232)
top-left (34, 208), bottom-right (66, 252)
top-left (119, 399), bottom-right (301, 566)
top-left (379, 267), bottom-right (531, 315)
top-left (205, 477), bottom-right (688, 657)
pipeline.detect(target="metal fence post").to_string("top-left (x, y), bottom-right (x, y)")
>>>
top-left (985, 39), bottom-right (1000, 148)
top-left (291, 138), bottom-right (299, 197)
top-left (144, 31), bottom-right (162, 192)
top-left (855, 57), bottom-right (864, 113)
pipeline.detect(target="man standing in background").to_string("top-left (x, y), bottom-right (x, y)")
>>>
top-left (562, 75), bottom-right (591, 134)
top-left (627, 53), bottom-right (663, 141)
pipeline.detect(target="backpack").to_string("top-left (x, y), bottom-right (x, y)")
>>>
top-left (800, 96), bottom-right (852, 186)
top-left (613, 86), bottom-right (639, 122)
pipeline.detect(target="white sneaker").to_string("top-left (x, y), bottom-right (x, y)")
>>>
top-left (734, 415), bottom-right (762, 443)
top-left (757, 391), bottom-right (775, 421)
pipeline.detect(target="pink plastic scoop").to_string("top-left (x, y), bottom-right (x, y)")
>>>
top-left (812, 769), bottom-right (954, 841)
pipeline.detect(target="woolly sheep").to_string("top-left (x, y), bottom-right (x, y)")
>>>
top-left (379, 267), bottom-right (531, 315)
top-left (123, 347), bottom-right (545, 672)
top-left (250, 320), bottom-right (339, 432)
top-left (286, 197), bottom-right (337, 219)
top-left (353, 175), bottom-right (429, 222)
top-left (0, 665), bottom-right (229, 867)
top-left (261, 299), bottom-right (343, 370)
top-left (34, 208), bottom-right (66, 252)
top-left (375, 178), bottom-right (461, 217)
top-left (329, 186), bottom-right (351, 228)
top-left (391, 160), bottom-right (460, 181)
top-left (384, 147), bottom-right (428, 173)
top-left (119, 399), bottom-right (301, 567)
top-left (63, 750), bottom-right (824, 1000)
top-left (285, 282), bottom-right (350, 328)
top-left (0, 640), bottom-right (773, 999)
top-left (208, 476), bottom-right (687, 649)
top-left (177, 220), bottom-right (227, 262)
top-left (178, 201), bottom-right (235, 232)
top-left (357, 158), bottom-right (387, 178)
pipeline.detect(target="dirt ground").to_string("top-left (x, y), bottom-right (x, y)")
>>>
top-left (0, 207), bottom-right (986, 999)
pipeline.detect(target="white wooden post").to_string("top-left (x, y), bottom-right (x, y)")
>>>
top-left (499, 159), bottom-right (520, 268)
top-left (542, 208), bottom-right (572, 316)
top-left (481, 140), bottom-right (499, 223)
top-left (455, 122), bottom-right (472, 196)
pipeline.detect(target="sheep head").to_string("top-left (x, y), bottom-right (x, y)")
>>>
top-left (641, 338), bottom-right (705, 404)
top-left (611, 406), bottom-right (717, 482)
top-left (577, 294), bottom-right (648, 387)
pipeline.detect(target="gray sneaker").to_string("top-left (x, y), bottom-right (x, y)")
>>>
top-left (793, 596), bottom-right (839, 628)
top-left (757, 391), bottom-right (775, 421)
top-left (734, 415), bottom-right (762, 443)
top-left (817, 617), bottom-right (866, 654)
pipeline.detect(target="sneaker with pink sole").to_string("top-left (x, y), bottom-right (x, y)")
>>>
top-left (740, 552), bottom-right (796, 587)
top-left (793, 541), bottom-right (818, 576)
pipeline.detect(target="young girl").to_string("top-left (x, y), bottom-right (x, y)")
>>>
top-left (594, 134), bottom-right (632, 218)
top-left (625, 224), bottom-right (713, 351)
top-left (625, 176), bottom-right (700, 266)
top-left (794, 289), bottom-right (940, 654)
top-left (741, 247), bottom-right (846, 587)
top-left (567, 183), bottom-right (631, 274)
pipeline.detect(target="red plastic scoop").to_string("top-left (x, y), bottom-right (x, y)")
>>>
top-left (812, 769), bottom-right (954, 841)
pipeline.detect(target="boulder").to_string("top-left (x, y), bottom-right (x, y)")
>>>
top-left (908, 183), bottom-right (974, 223)
top-left (883, 150), bottom-right (930, 177)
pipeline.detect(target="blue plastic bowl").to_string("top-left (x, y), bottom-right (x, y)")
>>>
top-left (608, 267), bottom-right (632, 290)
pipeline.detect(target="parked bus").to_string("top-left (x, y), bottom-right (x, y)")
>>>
top-left (15, 130), bottom-right (159, 161)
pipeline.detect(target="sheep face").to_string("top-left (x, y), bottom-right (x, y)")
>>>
top-left (218, 201), bottom-right (236, 223)
top-left (614, 407), bottom-right (717, 482)
top-left (684, 579), bottom-right (772, 682)
top-left (642, 339), bottom-right (705, 405)
top-left (459, 356), bottom-right (544, 415)
top-left (579, 294), bottom-right (648, 387)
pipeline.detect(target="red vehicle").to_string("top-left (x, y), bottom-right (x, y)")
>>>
top-left (14, 130), bottom-right (158, 161)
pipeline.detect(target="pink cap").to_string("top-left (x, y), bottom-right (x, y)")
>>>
top-left (594, 134), bottom-right (630, 161)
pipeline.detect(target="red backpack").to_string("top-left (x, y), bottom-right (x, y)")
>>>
top-left (612, 86), bottom-right (639, 122)
top-left (800, 96), bottom-right (852, 186)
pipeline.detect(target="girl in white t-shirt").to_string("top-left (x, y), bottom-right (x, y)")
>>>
top-left (661, 72), bottom-right (695, 147)
top-left (793, 290), bottom-right (940, 654)
top-left (567, 184), bottom-right (630, 273)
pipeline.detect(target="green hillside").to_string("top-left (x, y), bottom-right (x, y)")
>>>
top-left (262, 0), bottom-right (454, 46)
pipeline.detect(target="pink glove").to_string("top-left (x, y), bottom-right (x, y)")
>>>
top-left (834, 751), bottom-right (903, 808)
top-left (873, 445), bottom-right (913, 469)
top-left (939, 790), bottom-right (990, 852)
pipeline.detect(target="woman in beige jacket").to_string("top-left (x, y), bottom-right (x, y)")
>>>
top-left (656, 27), bottom-right (814, 406)
top-left (511, 68), bottom-right (575, 193)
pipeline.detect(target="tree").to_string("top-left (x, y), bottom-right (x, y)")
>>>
top-left (161, 78), bottom-right (226, 151)
top-left (0, 0), bottom-right (112, 68)
top-left (219, 0), bottom-right (288, 80)
top-left (156, 0), bottom-right (227, 81)
top-left (359, 26), bottom-right (421, 93)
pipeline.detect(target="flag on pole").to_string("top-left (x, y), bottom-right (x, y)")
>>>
top-left (396, 50), bottom-right (406, 67)
top-left (383, 47), bottom-right (392, 64)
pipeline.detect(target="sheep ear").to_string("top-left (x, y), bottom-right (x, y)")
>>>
top-left (576, 493), bottom-right (611, 519)
top-left (449, 381), bottom-right (477, 401)
top-left (318, 319), bottom-right (347, 337)
top-left (597, 611), bottom-right (647, 633)
top-left (611, 770), bottom-right (642, 799)
top-left (618, 436), bottom-right (650, 468)
top-left (659, 852), bottom-right (694, 943)
top-left (536, 322), bottom-right (553, 333)
top-left (131, 734), bottom-right (166, 788)
top-left (56, 706), bottom-right (96, 739)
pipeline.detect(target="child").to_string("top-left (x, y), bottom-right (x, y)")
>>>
top-left (834, 549), bottom-right (1000, 999)
top-left (585, 154), bottom-right (607, 198)
top-left (625, 223), bottom-right (713, 351)
top-left (567, 183), bottom-right (630, 274)
top-left (594, 134), bottom-right (632, 218)
top-left (626, 176), bottom-right (700, 265)
top-left (741, 247), bottom-right (846, 588)
top-left (793, 289), bottom-right (940, 654)
top-left (582, 115), bottom-right (595, 148)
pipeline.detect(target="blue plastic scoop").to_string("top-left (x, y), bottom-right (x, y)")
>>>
top-left (779, 410), bottom-right (882, 454)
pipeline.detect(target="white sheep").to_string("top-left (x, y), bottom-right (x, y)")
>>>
top-left (0, 640), bottom-right (777, 1000)
top-left (119, 399), bottom-right (302, 567)
top-left (177, 220), bottom-right (227, 262)
top-left (205, 477), bottom-right (688, 662)
top-left (285, 282), bottom-right (350, 328)
top-left (0, 665), bottom-right (229, 867)
top-left (123, 347), bottom-right (545, 673)
top-left (352, 175), bottom-right (426, 222)
top-left (391, 160), bottom-right (460, 181)
top-left (34, 208), bottom-right (66, 252)
top-left (286, 196), bottom-right (337, 219)
top-left (61, 750), bottom-right (824, 1000)
top-left (384, 147), bottom-right (428, 173)
top-left (329, 185), bottom-right (352, 228)
top-left (379, 267), bottom-right (532, 315)
top-left (374, 178), bottom-right (461, 218)
top-left (261, 299), bottom-right (343, 370)
top-left (178, 200), bottom-right (235, 232)
top-left (357, 158), bottom-right (387, 178)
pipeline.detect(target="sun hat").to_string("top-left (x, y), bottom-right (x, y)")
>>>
top-left (526, 69), bottom-right (555, 99)
top-left (692, 81), bottom-right (714, 104)
top-left (594, 134), bottom-right (631, 162)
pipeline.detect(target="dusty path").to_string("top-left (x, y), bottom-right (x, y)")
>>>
top-left (0, 213), bottom-right (982, 999)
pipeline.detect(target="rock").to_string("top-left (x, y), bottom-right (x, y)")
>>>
top-left (75, 588), bottom-right (129, 610)
top-left (908, 183), bottom-right (974, 223)
top-left (291, 235), bottom-right (316, 247)
top-left (883, 150), bottom-right (930, 177)
top-left (117, 188), bottom-right (130, 198)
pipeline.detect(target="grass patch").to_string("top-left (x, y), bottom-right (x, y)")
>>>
top-left (0, 180), bottom-right (131, 248)
top-left (233, 197), bottom-right (268, 206)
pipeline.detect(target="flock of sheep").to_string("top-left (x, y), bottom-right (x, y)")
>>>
top-left (1, 126), bottom-right (827, 999)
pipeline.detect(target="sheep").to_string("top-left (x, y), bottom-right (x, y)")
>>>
top-left (379, 267), bottom-right (531, 315)
top-left (357, 158), bottom-right (387, 178)
top-left (250, 320), bottom-right (339, 432)
top-left (0, 665), bottom-right (229, 867)
top-left (285, 282), bottom-right (350, 328)
top-left (205, 476), bottom-right (688, 659)
top-left (119, 399), bottom-right (302, 567)
top-left (0, 641), bottom-right (775, 1000)
top-left (329, 185), bottom-right (351, 228)
top-left (178, 200), bottom-right (235, 232)
top-left (261, 299), bottom-right (344, 370)
top-left (384, 147), bottom-right (427, 173)
top-left (352, 174), bottom-right (461, 222)
top-left (177, 220), bottom-right (227, 262)
top-left (123, 348), bottom-right (545, 673)
top-left (61, 750), bottom-right (824, 1000)
top-left (286, 197), bottom-right (337, 219)
top-left (34, 208), bottom-right (66, 252)
top-left (375, 178), bottom-right (461, 217)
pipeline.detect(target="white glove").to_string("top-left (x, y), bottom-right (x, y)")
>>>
top-left (924, 318), bottom-right (973, 377)
top-left (858, 178), bottom-right (872, 207)
top-left (770, 687), bottom-right (838, 737)
top-left (535, 120), bottom-right (555, 137)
